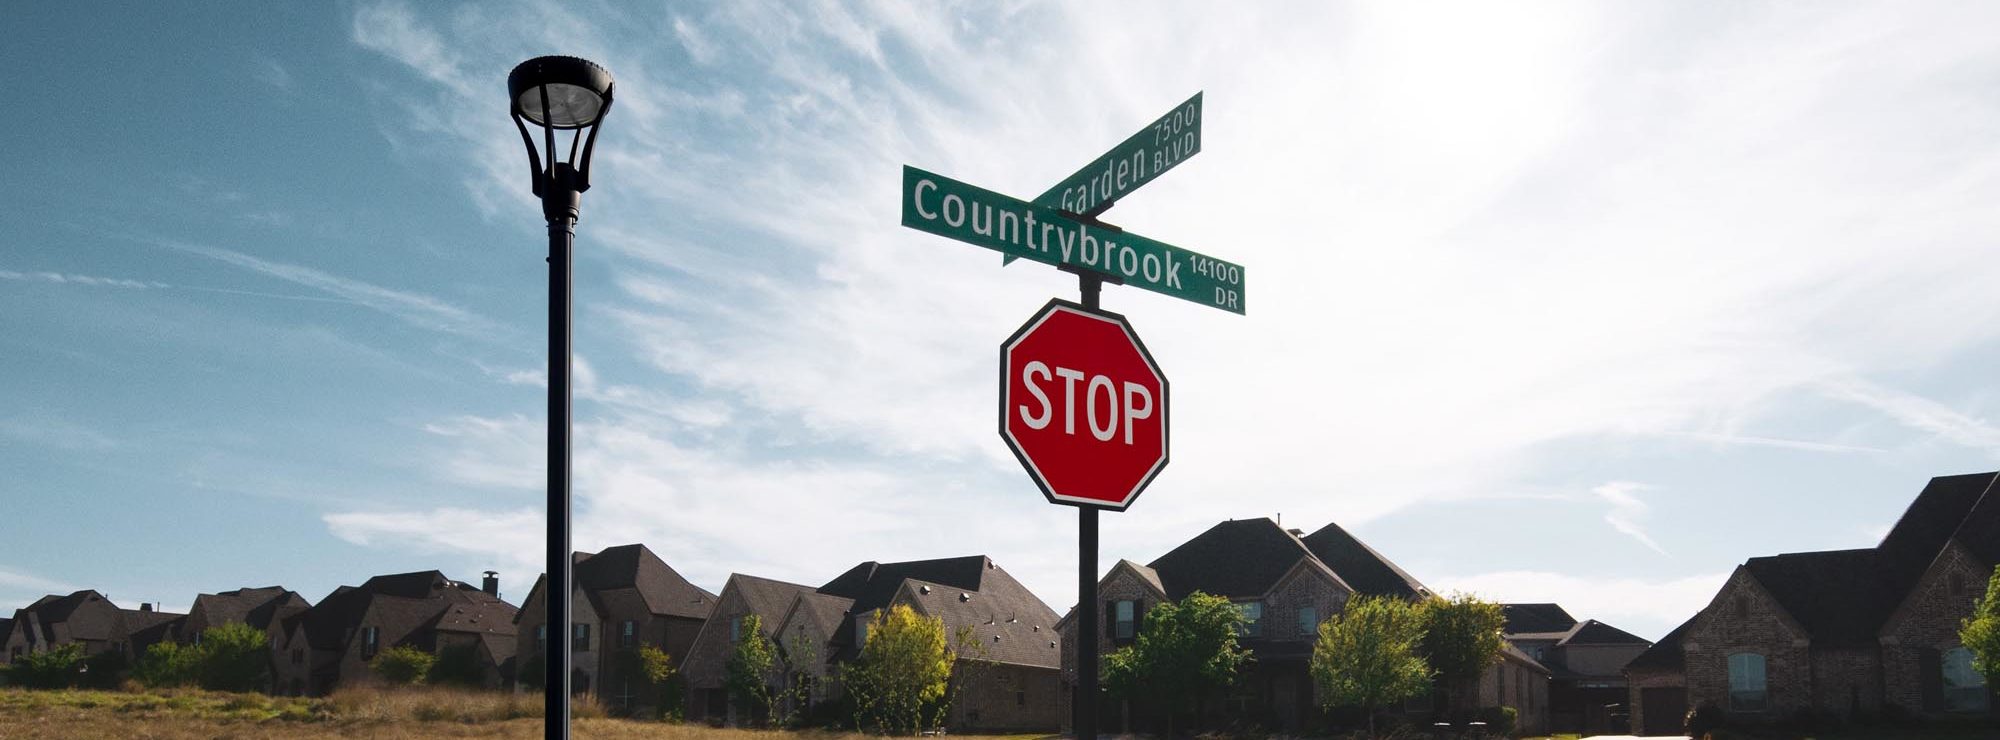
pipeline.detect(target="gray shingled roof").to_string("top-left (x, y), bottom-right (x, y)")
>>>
top-left (731, 574), bottom-right (819, 632)
top-left (1557, 619), bottom-right (1650, 647)
top-left (901, 575), bottom-right (1061, 669)
top-left (1625, 617), bottom-right (1690, 672)
top-left (819, 556), bottom-right (990, 613)
top-left (1300, 522), bottom-right (1429, 599)
top-left (1148, 519), bottom-right (1336, 600)
top-left (1502, 603), bottom-right (1578, 635)
top-left (575, 544), bottom-right (718, 620)
top-left (193, 586), bottom-right (307, 632)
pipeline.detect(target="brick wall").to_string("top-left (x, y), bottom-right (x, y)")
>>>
top-left (951, 662), bottom-right (1061, 732)
top-left (1681, 569), bottom-right (1811, 722)
top-left (1627, 667), bottom-right (1686, 735)
top-left (1879, 541), bottom-right (1992, 715)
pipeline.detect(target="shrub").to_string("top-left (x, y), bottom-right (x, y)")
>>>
top-left (426, 643), bottom-right (486, 688)
top-left (1685, 703), bottom-right (1725, 739)
top-left (135, 641), bottom-right (201, 687)
top-left (12, 643), bottom-right (84, 688)
top-left (196, 622), bottom-right (271, 691)
top-left (1476, 705), bottom-right (1516, 736)
top-left (371, 645), bottom-right (437, 685)
top-left (79, 649), bottom-right (128, 689)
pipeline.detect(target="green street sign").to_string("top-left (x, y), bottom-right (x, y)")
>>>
top-left (1036, 92), bottom-right (1202, 214)
top-left (1006, 92), bottom-right (1203, 266)
top-left (902, 165), bottom-right (1244, 314)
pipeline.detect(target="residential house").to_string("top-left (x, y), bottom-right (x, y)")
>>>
top-left (1626, 472), bottom-right (2000, 734)
top-left (1058, 518), bottom-right (1358, 734)
top-left (181, 586), bottom-right (310, 692)
top-left (681, 573), bottom-right (819, 724)
top-left (1475, 643), bottom-right (1555, 736)
top-left (2, 590), bottom-right (185, 670)
top-left (1503, 603), bottom-right (1648, 734)
top-left (514, 544), bottom-right (717, 712)
top-left (274, 570), bottom-right (514, 695)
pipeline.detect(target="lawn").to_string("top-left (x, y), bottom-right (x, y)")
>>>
top-left (0, 686), bottom-right (1056, 740)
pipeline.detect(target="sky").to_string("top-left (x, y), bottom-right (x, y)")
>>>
top-left (4, 1), bottom-right (2000, 641)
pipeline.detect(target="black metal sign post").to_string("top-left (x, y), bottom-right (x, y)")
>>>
top-left (1060, 220), bottom-right (1124, 740)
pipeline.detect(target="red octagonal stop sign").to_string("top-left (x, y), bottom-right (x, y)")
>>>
top-left (1000, 299), bottom-right (1169, 511)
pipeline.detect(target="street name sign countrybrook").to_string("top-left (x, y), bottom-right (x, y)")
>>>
top-left (898, 92), bottom-right (1243, 740)
top-left (902, 166), bottom-right (1245, 313)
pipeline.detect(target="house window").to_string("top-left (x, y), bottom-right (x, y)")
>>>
top-left (1943, 647), bottom-right (1990, 713)
top-left (621, 620), bottom-right (636, 648)
top-left (1113, 600), bottom-right (1136, 641)
top-left (1297, 606), bottom-right (1317, 636)
top-left (360, 627), bottom-right (379, 660)
top-left (855, 618), bottom-right (870, 647)
top-left (1949, 573), bottom-right (1967, 597)
top-left (731, 616), bottom-right (742, 642)
top-left (1728, 653), bottom-right (1767, 712)
top-left (535, 625), bottom-right (547, 652)
top-left (1734, 596), bottom-right (1749, 618)
top-left (573, 623), bottom-right (590, 651)
top-left (1236, 602), bottom-right (1263, 638)
top-left (1016, 690), bottom-right (1026, 707)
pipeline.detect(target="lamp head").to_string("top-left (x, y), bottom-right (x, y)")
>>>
top-left (508, 56), bottom-right (614, 129)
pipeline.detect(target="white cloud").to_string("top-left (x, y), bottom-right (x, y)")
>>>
top-left (325, 507), bottom-right (544, 574)
top-left (1430, 570), bottom-right (1730, 640)
top-left (1821, 378), bottom-right (2000, 457)
top-left (153, 238), bottom-right (505, 339)
top-left (340, 1), bottom-right (2000, 606)
top-left (1593, 481), bottom-right (1667, 555)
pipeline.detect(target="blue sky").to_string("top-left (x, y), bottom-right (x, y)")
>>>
top-left (5, 1), bottom-right (2000, 640)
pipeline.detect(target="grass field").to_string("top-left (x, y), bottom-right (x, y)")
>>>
top-left (0, 686), bottom-right (937, 740)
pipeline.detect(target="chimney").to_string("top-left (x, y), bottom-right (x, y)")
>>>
top-left (482, 571), bottom-right (500, 598)
top-left (140, 603), bottom-right (153, 613)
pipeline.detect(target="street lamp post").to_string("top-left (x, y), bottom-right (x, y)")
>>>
top-left (509, 55), bottom-right (614, 740)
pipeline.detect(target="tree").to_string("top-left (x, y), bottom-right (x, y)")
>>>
top-left (371, 645), bottom-right (437, 685)
top-left (197, 622), bottom-right (272, 692)
top-left (427, 642), bottom-right (487, 688)
top-left (1103, 591), bottom-right (1251, 736)
top-left (1310, 595), bottom-right (1431, 738)
top-left (773, 627), bottom-right (820, 727)
top-left (1962, 568), bottom-right (2000, 687)
top-left (1418, 593), bottom-right (1505, 715)
top-left (725, 614), bottom-right (778, 724)
top-left (135, 641), bottom-right (202, 688)
top-left (843, 604), bottom-right (954, 735)
top-left (11, 643), bottom-right (84, 689)
top-left (635, 644), bottom-right (681, 719)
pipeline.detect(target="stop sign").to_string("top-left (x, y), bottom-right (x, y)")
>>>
top-left (1000, 299), bottom-right (1169, 511)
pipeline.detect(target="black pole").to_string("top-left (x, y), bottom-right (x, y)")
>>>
top-left (1074, 269), bottom-right (1103, 740)
top-left (545, 179), bottom-right (580, 740)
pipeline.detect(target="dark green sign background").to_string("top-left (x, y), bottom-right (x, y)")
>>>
top-left (902, 165), bottom-right (1245, 314)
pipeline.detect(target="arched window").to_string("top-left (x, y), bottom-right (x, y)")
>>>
top-left (1943, 647), bottom-right (1990, 713)
top-left (1728, 653), bottom-right (1767, 711)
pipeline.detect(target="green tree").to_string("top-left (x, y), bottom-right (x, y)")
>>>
top-left (371, 645), bottom-right (437, 685)
top-left (12, 643), bottom-right (84, 689)
top-left (1103, 591), bottom-right (1251, 736)
top-left (636, 644), bottom-right (682, 719)
top-left (1418, 593), bottom-right (1504, 715)
top-left (196, 622), bottom-right (272, 692)
top-left (843, 604), bottom-right (954, 735)
top-left (725, 614), bottom-right (778, 724)
top-left (1310, 595), bottom-right (1432, 738)
top-left (427, 642), bottom-right (487, 687)
top-left (135, 640), bottom-right (202, 687)
top-left (1962, 568), bottom-right (2000, 686)
top-left (773, 627), bottom-right (819, 727)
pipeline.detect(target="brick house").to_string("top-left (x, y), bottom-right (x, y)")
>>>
top-left (1473, 643), bottom-right (1554, 735)
top-left (1503, 603), bottom-right (1648, 734)
top-left (513, 544), bottom-right (716, 712)
top-left (274, 570), bottom-right (514, 695)
top-left (681, 573), bottom-right (819, 724)
top-left (1057, 518), bottom-right (1361, 734)
top-left (181, 585), bottom-right (311, 693)
top-left (683, 556), bottom-right (1063, 733)
top-left (1626, 472), bottom-right (2000, 734)
top-left (2, 590), bottom-right (185, 670)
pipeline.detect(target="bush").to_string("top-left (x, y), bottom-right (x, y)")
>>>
top-left (12, 643), bottom-right (84, 688)
top-left (427, 643), bottom-right (486, 688)
top-left (79, 649), bottom-right (128, 689)
top-left (196, 622), bottom-right (271, 691)
top-left (372, 646), bottom-right (437, 685)
top-left (135, 641), bottom-right (201, 687)
top-left (1477, 705), bottom-right (1516, 736)
top-left (1685, 703), bottom-right (1725, 738)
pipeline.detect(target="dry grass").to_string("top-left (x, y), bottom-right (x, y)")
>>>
top-left (0, 687), bottom-right (1046, 740)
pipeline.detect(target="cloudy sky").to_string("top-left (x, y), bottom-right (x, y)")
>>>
top-left (6, 1), bottom-right (2000, 640)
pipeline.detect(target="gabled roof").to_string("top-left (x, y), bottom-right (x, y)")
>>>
top-left (1948, 475), bottom-right (2000, 566)
top-left (299, 571), bottom-right (505, 651)
top-left (1744, 548), bottom-right (1881, 646)
top-left (432, 599), bottom-right (518, 637)
top-left (18, 591), bottom-right (123, 641)
top-left (575, 544), bottom-right (718, 620)
top-left (1147, 519), bottom-right (1327, 600)
top-left (819, 556), bottom-right (990, 614)
top-left (192, 586), bottom-right (308, 632)
top-left (730, 574), bottom-right (819, 631)
top-left (1502, 603), bottom-right (1578, 636)
top-left (1557, 619), bottom-right (1650, 647)
top-left (899, 574), bottom-right (1062, 670)
top-left (1625, 617), bottom-right (1690, 672)
top-left (1300, 522), bottom-right (1430, 599)
top-left (786, 591), bottom-right (856, 638)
